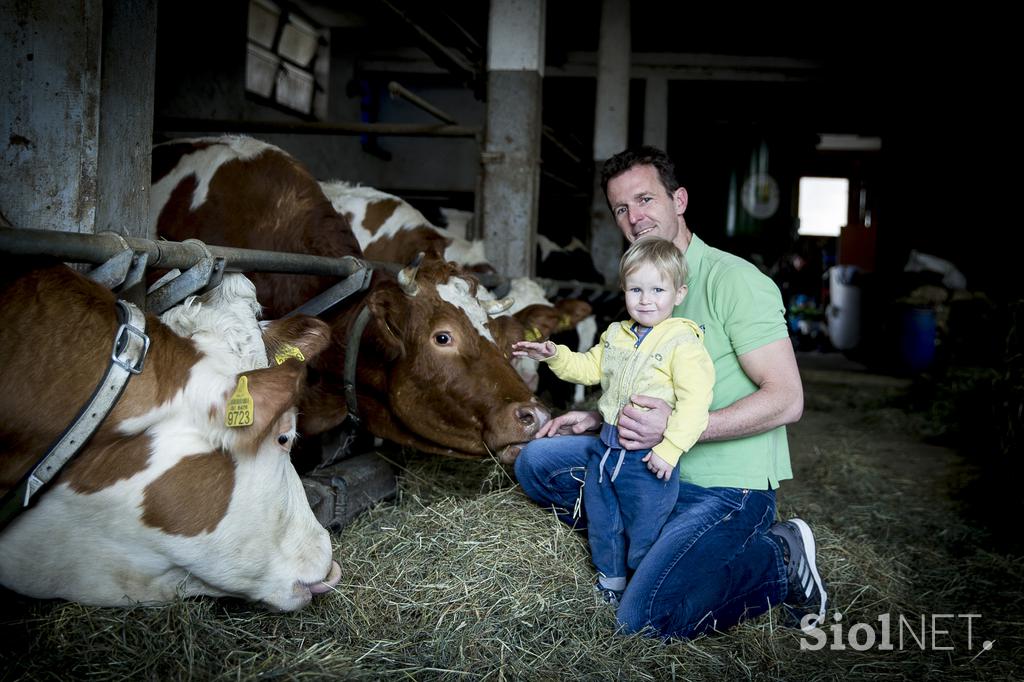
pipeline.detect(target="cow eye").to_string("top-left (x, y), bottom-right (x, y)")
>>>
top-left (277, 434), bottom-right (290, 446)
top-left (434, 332), bottom-right (452, 346)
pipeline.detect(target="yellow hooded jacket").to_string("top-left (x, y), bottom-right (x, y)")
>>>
top-left (544, 317), bottom-right (715, 467)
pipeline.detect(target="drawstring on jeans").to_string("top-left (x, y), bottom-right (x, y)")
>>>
top-left (598, 446), bottom-right (627, 483)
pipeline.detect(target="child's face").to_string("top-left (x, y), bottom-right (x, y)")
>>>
top-left (623, 263), bottom-right (687, 328)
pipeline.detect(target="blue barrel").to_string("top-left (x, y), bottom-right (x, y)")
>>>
top-left (899, 306), bottom-right (937, 373)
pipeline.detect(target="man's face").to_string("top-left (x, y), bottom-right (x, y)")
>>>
top-left (606, 164), bottom-right (685, 245)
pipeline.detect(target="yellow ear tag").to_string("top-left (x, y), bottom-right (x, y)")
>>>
top-left (524, 327), bottom-right (542, 342)
top-left (225, 376), bottom-right (254, 428)
top-left (274, 344), bottom-right (305, 365)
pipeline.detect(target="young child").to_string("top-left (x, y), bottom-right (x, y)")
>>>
top-left (513, 238), bottom-right (714, 605)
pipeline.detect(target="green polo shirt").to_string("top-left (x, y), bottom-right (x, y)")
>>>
top-left (673, 233), bottom-right (793, 490)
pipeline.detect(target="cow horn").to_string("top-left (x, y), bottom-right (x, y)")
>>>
top-left (482, 297), bottom-right (515, 316)
top-left (397, 252), bottom-right (424, 296)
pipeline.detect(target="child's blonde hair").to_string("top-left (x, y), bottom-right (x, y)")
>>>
top-left (618, 238), bottom-right (688, 291)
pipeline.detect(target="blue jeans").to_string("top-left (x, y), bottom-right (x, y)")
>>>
top-left (565, 432), bottom-right (679, 591)
top-left (515, 435), bottom-right (788, 639)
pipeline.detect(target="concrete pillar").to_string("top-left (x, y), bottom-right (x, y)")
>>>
top-left (1, 0), bottom-right (103, 233)
top-left (589, 0), bottom-right (630, 285)
top-left (96, 0), bottom-right (158, 239)
top-left (481, 0), bottom-right (546, 279)
top-left (0, 0), bottom-right (156, 239)
top-left (643, 75), bottom-right (668, 150)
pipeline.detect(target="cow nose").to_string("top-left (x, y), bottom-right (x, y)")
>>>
top-left (515, 404), bottom-right (550, 432)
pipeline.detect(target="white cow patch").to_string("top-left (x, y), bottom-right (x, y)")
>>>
top-left (436, 278), bottom-right (496, 344)
top-left (320, 181), bottom-right (430, 251)
top-left (150, 136), bottom-right (276, 224)
top-left (320, 181), bottom-right (489, 268)
top-left (161, 274), bottom-right (268, 373)
top-left (537, 234), bottom-right (559, 261)
top-left (573, 314), bottom-right (599, 404)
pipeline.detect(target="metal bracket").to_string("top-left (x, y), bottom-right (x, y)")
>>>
top-left (285, 262), bottom-right (373, 318)
top-left (114, 250), bottom-right (150, 308)
top-left (88, 232), bottom-right (134, 288)
top-left (88, 249), bottom-right (135, 289)
top-left (145, 256), bottom-right (223, 314)
top-left (87, 232), bottom-right (150, 307)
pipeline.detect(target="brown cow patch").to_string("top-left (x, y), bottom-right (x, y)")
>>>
top-left (363, 199), bottom-right (401, 234)
top-left (61, 433), bottom-right (153, 494)
top-left (141, 451), bottom-right (234, 536)
top-left (364, 225), bottom-right (451, 265)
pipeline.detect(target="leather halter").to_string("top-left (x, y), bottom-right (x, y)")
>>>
top-left (0, 300), bottom-right (150, 531)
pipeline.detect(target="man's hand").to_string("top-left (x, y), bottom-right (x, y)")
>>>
top-left (535, 410), bottom-right (601, 438)
top-left (617, 394), bottom-right (670, 450)
top-left (642, 452), bottom-right (675, 480)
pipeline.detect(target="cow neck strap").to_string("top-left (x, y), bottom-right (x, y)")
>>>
top-left (317, 303), bottom-right (372, 471)
top-left (343, 304), bottom-right (372, 424)
top-left (0, 300), bottom-right (150, 531)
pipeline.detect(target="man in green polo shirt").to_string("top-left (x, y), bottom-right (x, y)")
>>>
top-left (514, 146), bottom-right (828, 638)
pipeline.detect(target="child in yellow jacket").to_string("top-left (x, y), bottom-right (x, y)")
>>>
top-left (514, 238), bottom-right (715, 604)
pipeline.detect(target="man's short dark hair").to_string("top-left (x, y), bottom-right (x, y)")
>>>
top-left (600, 146), bottom-right (680, 198)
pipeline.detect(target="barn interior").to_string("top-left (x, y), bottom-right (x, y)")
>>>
top-left (1, 1), bottom-right (1020, 678)
top-left (3, 0), bottom-right (1016, 452)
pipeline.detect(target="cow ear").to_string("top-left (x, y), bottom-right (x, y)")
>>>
top-left (555, 299), bottom-right (593, 326)
top-left (487, 314), bottom-right (525, 358)
top-left (365, 282), bottom-right (406, 360)
top-left (227, 359), bottom-right (306, 453)
top-left (261, 314), bottom-right (332, 365)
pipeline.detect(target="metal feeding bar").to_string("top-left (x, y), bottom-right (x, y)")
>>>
top-left (0, 227), bottom-right (617, 308)
top-left (155, 116), bottom-right (480, 139)
top-left (0, 227), bottom-right (365, 278)
top-left (0, 227), bottom-right (377, 314)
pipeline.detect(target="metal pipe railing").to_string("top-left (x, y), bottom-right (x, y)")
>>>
top-left (387, 81), bottom-right (459, 125)
top-left (155, 116), bottom-right (480, 139)
top-left (0, 227), bottom-right (617, 302)
top-left (0, 227), bottom-right (366, 277)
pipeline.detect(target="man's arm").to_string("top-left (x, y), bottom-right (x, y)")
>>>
top-left (616, 337), bottom-right (803, 448)
top-left (700, 337), bottom-right (803, 441)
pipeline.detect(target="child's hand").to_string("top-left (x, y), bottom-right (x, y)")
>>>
top-left (642, 452), bottom-right (675, 480)
top-left (512, 340), bottom-right (556, 360)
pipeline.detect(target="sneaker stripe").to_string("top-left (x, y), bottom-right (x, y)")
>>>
top-left (790, 518), bottom-right (827, 624)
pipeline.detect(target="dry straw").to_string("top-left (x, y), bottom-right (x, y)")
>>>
top-left (2, 373), bottom-right (1022, 680)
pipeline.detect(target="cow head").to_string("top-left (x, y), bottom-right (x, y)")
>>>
top-left (302, 255), bottom-right (549, 461)
top-left (150, 138), bottom-right (548, 464)
top-left (0, 267), bottom-right (340, 611)
top-left (514, 304), bottom-right (566, 342)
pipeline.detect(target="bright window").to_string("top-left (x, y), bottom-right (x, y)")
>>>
top-left (797, 177), bottom-right (849, 237)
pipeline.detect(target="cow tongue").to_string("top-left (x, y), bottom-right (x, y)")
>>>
top-left (309, 560), bottom-right (342, 595)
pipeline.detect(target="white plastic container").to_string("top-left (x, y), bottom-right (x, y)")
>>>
top-left (826, 265), bottom-right (862, 351)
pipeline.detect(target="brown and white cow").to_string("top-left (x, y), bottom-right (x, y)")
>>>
top-left (319, 181), bottom-right (596, 396)
top-left (319, 181), bottom-right (490, 270)
top-left (0, 259), bottom-right (340, 610)
top-left (150, 136), bottom-right (548, 463)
